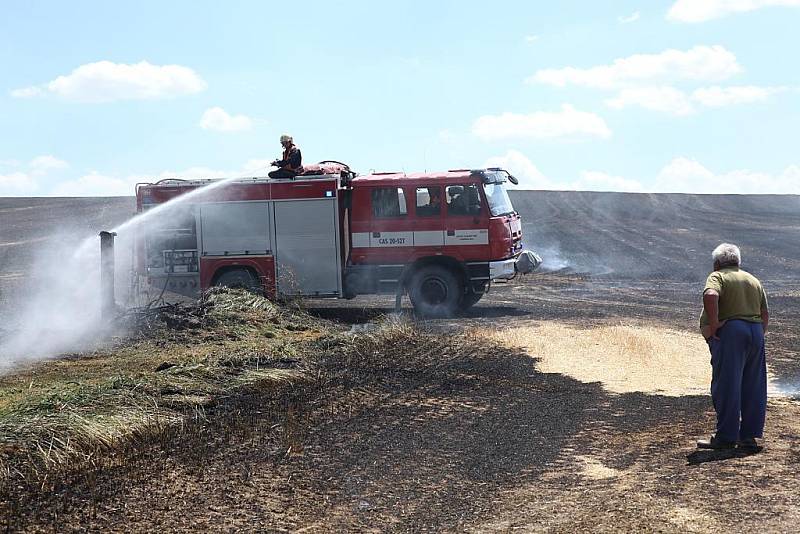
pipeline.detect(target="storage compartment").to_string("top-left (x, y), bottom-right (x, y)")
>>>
top-left (200, 201), bottom-right (271, 256)
top-left (273, 198), bottom-right (341, 296)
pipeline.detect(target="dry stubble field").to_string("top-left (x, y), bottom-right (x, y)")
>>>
top-left (1, 191), bottom-right (799, 532)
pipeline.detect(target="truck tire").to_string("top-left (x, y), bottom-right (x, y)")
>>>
top-left (213, 268), bottom-right (262, 293)
top-left (408, 265), bottom-right (463, 318)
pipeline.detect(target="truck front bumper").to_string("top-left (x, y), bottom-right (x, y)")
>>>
top-left (489, 250), bottom-right (542, 280)
top-left (490, 258), bottom-right (517, 280)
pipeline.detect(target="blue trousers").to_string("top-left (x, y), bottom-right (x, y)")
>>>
top-left (708, 319), bottom-right (767, 442)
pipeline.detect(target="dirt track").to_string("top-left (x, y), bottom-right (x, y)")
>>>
top-left (2, 192), bottom-right (799, 531)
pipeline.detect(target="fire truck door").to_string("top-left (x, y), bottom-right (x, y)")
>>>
top-left (273, 198), bottom-right (341, 296)
top-left (444, 184), bottom-right (489, 252)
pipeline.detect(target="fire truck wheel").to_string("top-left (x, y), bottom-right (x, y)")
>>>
top-left (408, 265), bottom-right (463, 318)
top-left (213, 268), bottom-right (262, 293)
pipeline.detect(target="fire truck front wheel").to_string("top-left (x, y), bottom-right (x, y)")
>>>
top-left (408, 265), bottom-right (463, 318)
top-left (212, 268), bottom-right (262, 293)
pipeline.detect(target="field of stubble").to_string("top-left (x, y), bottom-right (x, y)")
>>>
top-left (1, 191), bottom-right (799, 532)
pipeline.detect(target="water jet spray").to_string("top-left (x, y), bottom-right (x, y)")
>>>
top-left (99, 231), bottom-right (117, 320)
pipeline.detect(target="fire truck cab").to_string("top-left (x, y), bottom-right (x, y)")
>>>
top-left (134, 164), bottom-right (539, 317)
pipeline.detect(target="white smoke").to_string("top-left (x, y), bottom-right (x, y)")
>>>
top-left (535, 246), bottom-right (571, 271)
top-left (0, 235), bottom-right (105, 363)
top-left (770, 380), bottom-right (800, 399)
top-left (0, 176), bottom-right (243, 371)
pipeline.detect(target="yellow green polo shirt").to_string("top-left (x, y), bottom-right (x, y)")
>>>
top-left (699, 266), bottom-right (768, 328)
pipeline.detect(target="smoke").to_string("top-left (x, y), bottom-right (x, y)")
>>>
top-left (770, 380), bottom-right (800, 399)
top-left (0, 235), bottom-right (103, 365)
top-left (0, 176), bottom-right (242, 371)
top-left (526, 242), bottom-right (616, 276)
top-left (534, 245), bottom-right (570, 272)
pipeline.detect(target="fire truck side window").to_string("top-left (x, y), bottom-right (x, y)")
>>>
top-left (446, 184), bottom-right (482, 216)
top-left (371, 187), bottom-right (408, 218)
top-left (415, 186), bottom-right (442, 217)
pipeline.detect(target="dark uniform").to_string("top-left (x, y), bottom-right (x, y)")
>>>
top-left (269, 145), bottom-right (302, 179)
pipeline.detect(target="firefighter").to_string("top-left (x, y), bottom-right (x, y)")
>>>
top-left (269, 134), bottom-right (303, 179)
top-left (697, 243), bottom-right (769, 452)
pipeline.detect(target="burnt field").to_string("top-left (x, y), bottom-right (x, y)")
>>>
top-left (308, 191), bottom-right (800, 386)
top-left (1, 191), bottom-right (800, 532)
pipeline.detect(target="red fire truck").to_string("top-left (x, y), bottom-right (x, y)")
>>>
top-left (134, 162), bottom-right (540, 316)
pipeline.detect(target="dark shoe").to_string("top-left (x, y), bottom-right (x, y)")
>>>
top-left (697, 435), bottom-right (736, 450)
top-left (738, 438), bottom-right (763, 453)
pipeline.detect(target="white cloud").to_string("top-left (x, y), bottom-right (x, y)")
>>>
top-left (605, 84), bottom-right (786, 115)
top-left (524, 35), bottom-right (539, 43)
top-left (618, 11), bottom-right (641, 23)
top-left (199, 107), bottom-right (253, 132)
top-left (690, 85), bottom-right (786, 107)
top-left (529, 45), bottom-right (741, 89)
top-left (48, 159), bottom-right (277, 197)
top-left (484, 151), bottom-right (645, 192)
top-left (472, 105), bottom-right (612, 141)
top-left (51, 173), bottom-right (137, 197)
top-left (484, 152), bottom-right (800, 194)
top-left (485, 150), bottom-right (551, 189)
top-left (0, 155), bottom-right (72, 196)
top-left (655, 157), bottom-right (800, 194)
top-left (606, 86), bottom-right (694, 115)
top-left (12, 61), bottom-right (207, 103)
top-left (667, 0), bottom-right (800, 22)
top-left (0, 172), bottom-right (39, 196)
top-left (29, 155), bottom-right (69, 176)
top-left (574, 171), bottom-right (645, 192)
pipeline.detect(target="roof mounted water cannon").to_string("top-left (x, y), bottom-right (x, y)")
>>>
top-left (99, 231), bottom-right (117, 320)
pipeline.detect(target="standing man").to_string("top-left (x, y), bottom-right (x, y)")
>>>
top-left (269, 134), bottom-right (302, 179)
top-left (698, 243), bottom-right (769, 452)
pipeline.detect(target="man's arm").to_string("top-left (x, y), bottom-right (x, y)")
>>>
top-left (761, 308), bottom-right (769, 333)
top-left (702, 289), bottom-right (725, 339)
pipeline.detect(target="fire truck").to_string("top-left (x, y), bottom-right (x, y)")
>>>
top-left (134, 162), bottom-right (540, 317)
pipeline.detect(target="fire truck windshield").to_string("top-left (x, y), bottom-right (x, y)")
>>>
top-left (483, 182), bottom-right (514, 216)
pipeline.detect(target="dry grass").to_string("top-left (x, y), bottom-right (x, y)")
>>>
top-left (0, 288), bottom-right (328, 514)
top-left (486, 321), bottom-right (747, 396)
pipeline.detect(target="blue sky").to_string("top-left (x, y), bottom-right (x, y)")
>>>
top-left (1, 0), bottom-right (799, 195)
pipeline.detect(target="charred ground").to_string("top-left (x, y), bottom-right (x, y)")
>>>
top-left (1, 191), bottom-right (799, 532)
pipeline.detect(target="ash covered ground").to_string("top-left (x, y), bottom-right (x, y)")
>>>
top-left (2, 191), bottom-right (799, 394)
top-left (2, 192), bottom-right (800, 532)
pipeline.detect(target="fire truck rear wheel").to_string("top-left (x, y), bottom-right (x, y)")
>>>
top-left (408, 265), bottom-right (463, 318)
top-left (213, 268), bottom-right (262, 293)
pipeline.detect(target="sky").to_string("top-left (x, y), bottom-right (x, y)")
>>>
top-left (1, 0), bottom-right (800, 196)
